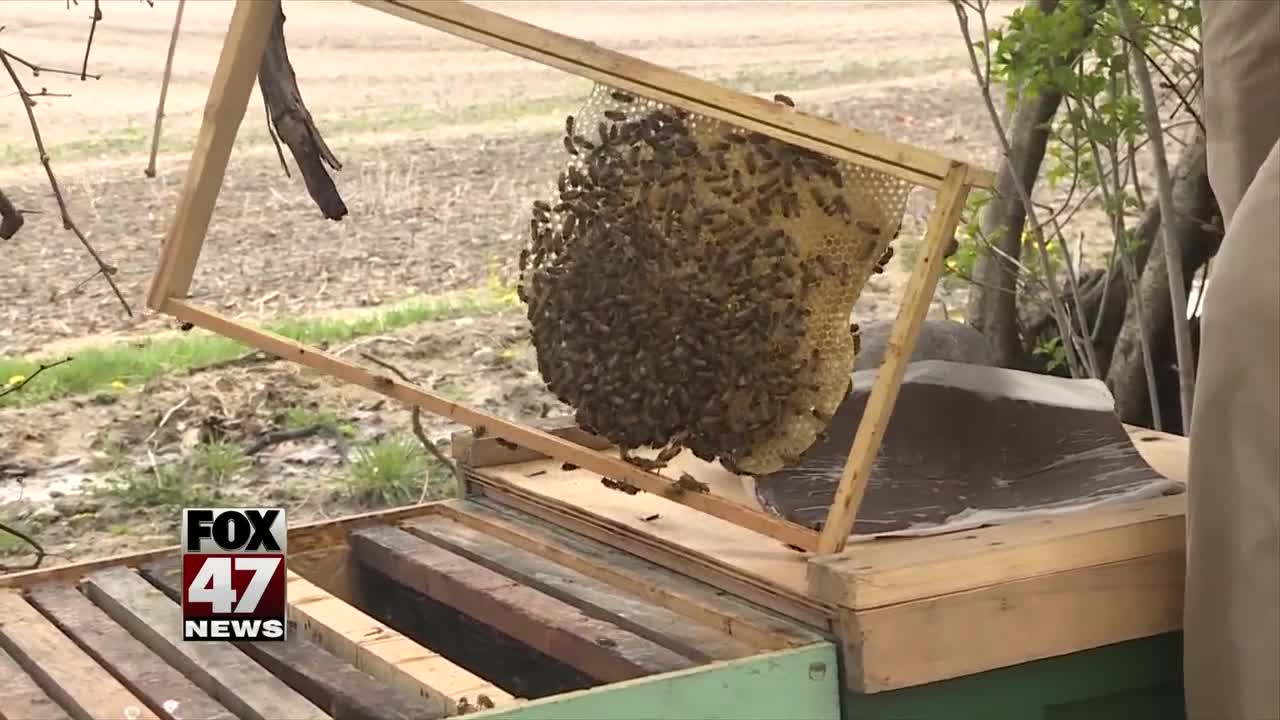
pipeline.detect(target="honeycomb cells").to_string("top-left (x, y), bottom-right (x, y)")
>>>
top-left (518, 83), bottom-right (911, 476)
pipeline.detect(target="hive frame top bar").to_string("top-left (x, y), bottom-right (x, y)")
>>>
top-left (354, 0), bottom-right (995, 191)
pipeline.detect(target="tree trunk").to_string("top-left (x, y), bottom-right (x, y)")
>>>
top-left (965, 0), bottom-right (1103, 368)
top-left (1023, 129), bottom-right (1214, 381)
top-left (1106, 133), bottom-right (1218, 431)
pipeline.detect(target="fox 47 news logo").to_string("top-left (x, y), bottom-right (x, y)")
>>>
top-left (181, 508), bottom-right (287, 641)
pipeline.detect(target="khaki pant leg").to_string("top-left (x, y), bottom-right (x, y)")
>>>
top-left (1184, 135), bottom-right (1280, 720)
top-left (1200, 0), bottom-right (1280, 224)
top-left (1191, 4), bottom-right (1280, 718)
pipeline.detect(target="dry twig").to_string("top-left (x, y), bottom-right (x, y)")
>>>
top-left (0, 522), bottom-right (46, 573)
top-left (358, 352), bottom-right (459, 501)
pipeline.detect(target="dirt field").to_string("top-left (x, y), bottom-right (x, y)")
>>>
top-left (0, 0), bottom-right (1017, 570)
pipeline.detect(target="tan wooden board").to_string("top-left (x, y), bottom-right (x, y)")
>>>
top-left (285, 570), bottom-right (511, 708)
top-left (841, 551), bottom-right (1184, 693)
top-left (468, 471), bottom-right (833, 630)
top-left (808, 492), bottom-right (1185, 609)
top-left (352, 525), bottom-right (701, 683)
top-left (436, 499), bottom-right (824, 650)
top-left (23, 582), bottom-right (236, 720)
top-left (80, 567), bottom-right (330, 720)
top-left (402, 515), bottom-right (760, 662)
top-left (0, 645), bottom-right (72, 720)
top-left (476, 460), bottom-right (812, 594)
top-left (0, 590), bottom-right (160, 720)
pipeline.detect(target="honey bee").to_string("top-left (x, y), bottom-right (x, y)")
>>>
top-left (565, 115), bottom-right (575, 136)
top-left (611, 90), bottom-right (635, 103)
top-left (604, 109), bottom-right (627, 122)
top-left (773, 93), bottom-right (795, 107)
top-left (563, 136), bottom-right (578, 156)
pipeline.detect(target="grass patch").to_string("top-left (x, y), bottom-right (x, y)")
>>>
top-left (91, 438), bottom-right (249, 510)
top-left (0, 285), bottom-right (518, 409)
top-left (0, 530), bottom-right (32, 556)
top-left (283, 405), bottom-right (358, 439)
top-left (345, 433), bottom-right (454, 507)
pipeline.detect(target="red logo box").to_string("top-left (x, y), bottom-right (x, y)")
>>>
top-left (181, 508), bottom-right (287, 641)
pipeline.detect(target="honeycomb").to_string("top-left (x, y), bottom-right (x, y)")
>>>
top-left (518, 83), bottom-right (911, 476)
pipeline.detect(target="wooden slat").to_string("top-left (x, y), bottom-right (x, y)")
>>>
top-left (138, 560), bottom-right (449, 720)
top-left (807, 492), bottom-right (1186, 609)
top-left (817, 164), bottom-right (973, 555)
top-left (403, 515), bottom-right (758, 662)
top-left (355, 0), bottom-right (995, 190)
top-left (285, 571), bottom-right (512, 709)
top-left (468, 469), bottom-right (833, 629)
top-left (0, 646), bottom-right (71, 720)
top-left (23, 583), bottom-right (235, 720)
top-left (163, 298), bottom-right (820, 553)
top-left (451, 417), bottom-right (610, 468)
top-left (435, 500), bottom-right (823, 650)
top-left (145, 0), bottom-right (277, 308)
top-left (351, 525), bottom-right (699, 683)
top-left (0, 591), bottom-right (160, 720)
top-left (79, 567), bottom-right (330, 720)
top-left (842, 551), bottom-right (1184, 693)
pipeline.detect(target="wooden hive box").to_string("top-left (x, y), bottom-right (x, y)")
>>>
top-left (0, 499), bottom-right (840, 720)
top-left (0, 1), bottom-right (1182, 718)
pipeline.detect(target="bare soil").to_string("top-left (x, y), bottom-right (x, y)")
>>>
top-left (0, 0), bottom-right (1022, 571)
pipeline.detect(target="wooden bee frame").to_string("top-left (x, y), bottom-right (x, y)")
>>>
top-left (146, 0), bottom-right (995, 556)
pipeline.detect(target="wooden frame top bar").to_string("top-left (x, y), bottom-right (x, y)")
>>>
top-left (354, 0), bottom-right (996, 191)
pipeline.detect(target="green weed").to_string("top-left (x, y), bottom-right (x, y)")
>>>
top-left (345, 433), bottom-right (453, 507)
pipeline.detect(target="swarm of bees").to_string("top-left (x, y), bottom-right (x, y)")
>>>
top-left (517, 85), bottom-right (910, 476)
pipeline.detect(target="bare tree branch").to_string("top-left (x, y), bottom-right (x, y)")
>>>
top-left (0, 357), bottom-right (73, 399)
top-left (146, 0), bottom-right (186, 178)
top-left (1, 49), bottom-right (99, 80)
top-left (0, 49), bottom-right (132, 316)
top-left (79, 0), bottom-right (102, 81)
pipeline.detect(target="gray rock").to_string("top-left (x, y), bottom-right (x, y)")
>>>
top-left (853, 319), bottom-right (995, 371)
